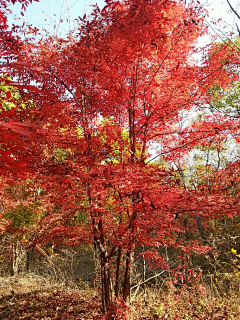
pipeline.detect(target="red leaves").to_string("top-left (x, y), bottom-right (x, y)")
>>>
top-left (141, 249), bottom-right (168, 271)
top-left (6, 91), bottom-right (11, 99)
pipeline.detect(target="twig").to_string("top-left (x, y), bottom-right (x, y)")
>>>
top-left (130, 269), bottom-right (166, 291)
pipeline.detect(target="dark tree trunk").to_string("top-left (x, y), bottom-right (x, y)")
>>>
top-left (101, 253), bottom-right (112, 313)
top-left (123, 249), bottom-right (132, 303)
top-left (115, 246), bottom-right (122, 297)
top-left (26, 249), bottom-right (31, 272)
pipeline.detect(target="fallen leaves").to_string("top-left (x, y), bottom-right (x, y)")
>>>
top-left (0, 287), bottom-right (101, 319)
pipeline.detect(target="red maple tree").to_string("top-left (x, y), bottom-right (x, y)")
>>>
top-left (2, 0), bottom-right (240, 316)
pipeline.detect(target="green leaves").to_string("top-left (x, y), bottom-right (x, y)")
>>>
top-left (3, 202), bottom-right (41, 232)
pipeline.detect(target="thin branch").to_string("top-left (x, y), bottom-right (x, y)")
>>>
top-left (130, 264), bottom-right (177, 291)
top-left (146, 133), bottom-right (217, 164)
top-left (226, 0), bottom-right (240, 21)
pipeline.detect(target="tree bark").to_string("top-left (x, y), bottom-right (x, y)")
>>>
top-left (101, 252), bottom-right (113, 313)
top-left (115, 246), bottom-right (122, 297)
top-left (123, 249), bottom-right (133, 303)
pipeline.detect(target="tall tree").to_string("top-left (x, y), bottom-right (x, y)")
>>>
top-left (7, 0), bottom-right (240, 315)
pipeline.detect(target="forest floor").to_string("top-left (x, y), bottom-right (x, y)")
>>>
top-left (0, 275), bottom-right (102, 319)
top-left (0, 275), bottom-right (239, 319)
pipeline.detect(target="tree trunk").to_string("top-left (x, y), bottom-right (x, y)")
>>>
top-left (26, 249), bottom-right (31, 272)
top-left (101, 253), bottom-right (112, 313)
top-left (12, 241), bottom-right (26, 275)
top-left (115, 246), bottom-right (122, 297)
top-left (194, 215), bottom-right (206, 242)
top-left (123, 249), bottom-right (133, 303)
top-left (142, 254), bottom-right (147, 305)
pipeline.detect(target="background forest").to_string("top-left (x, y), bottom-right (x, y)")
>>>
top-left (0, 0), bottom-right (240, 319)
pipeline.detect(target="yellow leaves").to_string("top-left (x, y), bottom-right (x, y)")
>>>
top-left (76, 127), bottom-right (83, 136)
top-left (67, 148), bottom-right (73, 155)
top-left (22, 234), bottom-right (28, 242)
top-left (231, 248), bottom-right (240, 257)
top-left (107, 196), bottom-right (114, 206)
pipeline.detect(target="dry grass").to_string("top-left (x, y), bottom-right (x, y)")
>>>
top-left (131, 287), bottom-right (240, 319)
top-left (0, 274), bottom-right (57, 297)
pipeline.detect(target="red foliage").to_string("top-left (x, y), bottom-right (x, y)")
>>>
top-left (0, 0), bottom-right (43, 175)
top-left (1, 0), bottom-right (240, 315)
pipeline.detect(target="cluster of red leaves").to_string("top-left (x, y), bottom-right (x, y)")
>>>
top-left (0, 0), bottom-right (44, 176)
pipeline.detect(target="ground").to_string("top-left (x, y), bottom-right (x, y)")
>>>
top-left (0, 275), bottom-right (239, 319)
top-left (0, 275), bottom-right (101, 319)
